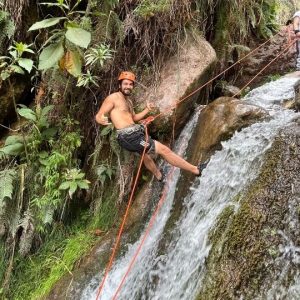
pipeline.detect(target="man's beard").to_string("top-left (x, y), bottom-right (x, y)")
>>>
top-left (120, 88), bottom-right (132, 96)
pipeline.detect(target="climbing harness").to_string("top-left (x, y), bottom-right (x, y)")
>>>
top-left (95, 29), bottom-right (295, 300)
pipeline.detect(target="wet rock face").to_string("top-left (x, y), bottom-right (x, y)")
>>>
top-left (234, 31), bottom-right (295, 88)
top-left (197, 120), bottom-right (300, 300)
top-left (171, 96), bottom-right (269, 213)
top-left (138, 33), bottom-right (217, 135)
top-left (194, 97), bottom-right (268, 158)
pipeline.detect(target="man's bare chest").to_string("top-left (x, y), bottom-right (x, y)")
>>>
top-left (114, 100), bottom-right (133, 114)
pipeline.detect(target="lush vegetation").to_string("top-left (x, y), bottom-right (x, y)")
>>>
top-left (0, 0), bottom-right (292, 298)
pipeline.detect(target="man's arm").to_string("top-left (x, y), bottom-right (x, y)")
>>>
top-left (133, 107), bottom-right (150, 122)
top-left (95, 97), bottom-right (114, 125)
top-left (133, 103), bottom-right (155, 122)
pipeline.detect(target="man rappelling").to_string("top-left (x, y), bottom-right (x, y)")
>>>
top-left (292, 11), bottom-right (300, 71)
top-left (95, 71), bottom-right (207, 181)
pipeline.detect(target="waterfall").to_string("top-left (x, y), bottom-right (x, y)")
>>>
top-left (81, 76), bottom-right (300, 300)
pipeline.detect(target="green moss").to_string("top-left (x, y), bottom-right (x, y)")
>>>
top-left (91, 194), bottom-right (119, 232)
top-left (134, 0), bottom-right (172, 19)
top-left (208, 205), bottom-right (235, 246)
top-left (9, 222), bottom-right (94, 300)
top-left (0, 242), bottom-right (7, 296)
top-left (197, 135), bottom-right (293, 300)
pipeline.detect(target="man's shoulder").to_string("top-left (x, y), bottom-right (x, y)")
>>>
top-left (106, 92), bottom-right (122, 101)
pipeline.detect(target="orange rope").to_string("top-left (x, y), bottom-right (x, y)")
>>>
top-left (150, 29), bottom-right (285, 123)
top-left (110, 40), bottom-right (296, 300)
top-left (95, 29), bottom-right (287, 300)
top-left (233, 39), bottom-right (296, 98)
top-left (95, 126), bottom-right (150, 300)
top-left (112, 166), bottom-right (176, 300)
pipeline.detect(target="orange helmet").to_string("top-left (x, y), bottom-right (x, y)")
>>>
top-left (118, 71), bottom-right (136, 83)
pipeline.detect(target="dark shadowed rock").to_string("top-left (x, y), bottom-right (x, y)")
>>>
top-left (0, 75), bottom-right (31, 129)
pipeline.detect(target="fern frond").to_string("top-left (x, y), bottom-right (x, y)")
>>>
top-left (0, 169), bottom-right (16, 208)
top-left (0, 10), bottom-right (15, 54)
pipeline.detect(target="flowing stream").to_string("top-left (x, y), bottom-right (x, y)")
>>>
top-left (81, 76), bottom-right (300, 300)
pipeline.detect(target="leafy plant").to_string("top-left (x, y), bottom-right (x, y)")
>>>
top-left (0, 42), bottom-right (34, 81)
top-left (28, 0), bottom-right (91, 74)
top-left (134, 0), bottom-right (171, 19)
top-left (0, 10), bottom-right (15, 54)
top-left (95, 163), bottom-right (115, 185)
top-left (0, 103), bottom-right (89, 250)
top-left (76, 70), bottom-right (99, 87)
top-left (84, 44), bottom-right (114, 67)
top-left (0, 169), bottom-right (16, 211)
top-left (59, 168), bottom-right (90, 198)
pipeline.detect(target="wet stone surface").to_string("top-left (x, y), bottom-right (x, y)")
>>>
top-left (198, 118), bottom-right (300, 300)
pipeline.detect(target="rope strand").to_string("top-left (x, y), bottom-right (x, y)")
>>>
top-left (94, 29), bottom-right (289, 300)
top-left (111, 39), bottom-right (296, 300)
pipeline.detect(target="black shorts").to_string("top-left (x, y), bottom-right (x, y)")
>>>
top-left (116, 124), bottom-right (156, 155)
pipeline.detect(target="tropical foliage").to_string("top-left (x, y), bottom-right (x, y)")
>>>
top-left (0, 0), bottom-right (287, 298)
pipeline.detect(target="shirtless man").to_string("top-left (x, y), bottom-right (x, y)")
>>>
top-left (95, 71), bottom-right (206, 180)
top-left (292, 11), bottom-right (300, 71)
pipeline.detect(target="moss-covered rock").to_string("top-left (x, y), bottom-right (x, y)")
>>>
top-left (197, 119), bottom-right (300, 299)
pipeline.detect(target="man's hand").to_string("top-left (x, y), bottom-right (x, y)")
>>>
top-left (99, 114), bottom-right (112, 125)
top-left (146, 102), bottom-right (156, 111)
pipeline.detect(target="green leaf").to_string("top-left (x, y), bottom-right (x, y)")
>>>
top-left (41, 127), bottom-right (58, 139)
top-left (106, 168), bottom-right (112, 179)
top-left (100, 125), bottom-right (113, 136)
top-left (9, 50), bottom-right (17, 59)
top-left (75, 172), bottom-right (85, 179)
top-left (28, 17), bottom-right (66, 31)
top-left (96, 165), bottom-right (107, 176)
top-left (1, 143), bottom-right (24, 156)
top-left (1, 71), bottom-right (10, 81)
top-left (65, 27), bottom-right (91, 49)
top-left (41, 105), bottom-right (55, 117)
top-left (17, 58), bottom-right (34, 73)
top-left (59, 182), bottom-right (70, 190)
top-left (17, 107), bottom-right (37, 121)
top-left (68, 182), bottom-right (78, 198)
top-left (5, 135), bottom-right (23, 146)
top-left (99, 175), bottom-right (106, 185)
top-left (38, 42), bottom-right (64, 70)
top-left (11, 65), bottom-right (25, 74)
top-left (77, 180), bottom-right (90, 189)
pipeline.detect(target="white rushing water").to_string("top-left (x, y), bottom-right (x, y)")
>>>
top-left (82, 76), bottom-right (300, 300)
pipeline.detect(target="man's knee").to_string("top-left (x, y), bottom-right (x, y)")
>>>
top-left (155, 142), bottom-right (172, 155)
